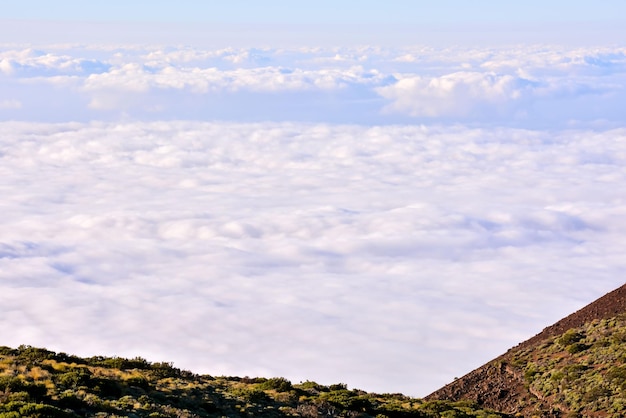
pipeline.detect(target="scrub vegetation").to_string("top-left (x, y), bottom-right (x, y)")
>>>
top-left (0, 345), bottom-right (506, 418)
top-left (509, 314), bottom-right (626, 417)
top-left (5, 286), bottom-right (626, 417)
top-left (427, 283), bottom-right (626, 417)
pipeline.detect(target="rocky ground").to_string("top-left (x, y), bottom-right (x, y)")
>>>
top-left (426, 283), bottom-right (626, 417)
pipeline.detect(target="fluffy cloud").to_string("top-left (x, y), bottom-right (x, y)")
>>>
top-left (0, 48), bottom-right (110, 76)
top-left (81, 64), bottom-right (387, 110)
top-left (0, 121), bottom-right (625, 395)
top-left (1, 41), bottom-right (625, 396)
top-left (377, 72), bottom-right (534, 118)
top-left (0, 44), bottom-right (624, 125)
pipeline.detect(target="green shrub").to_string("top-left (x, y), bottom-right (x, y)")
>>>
top-left (524, 364), bottom-right (541, 383)
top-left (259, 377), bottom-right (292, 392)
top-left (0, 401), bottom-right (75, 418)
top-left (57, 392), bottom-right (87, 410)
top-left (15, 346), bottom-right (56, 365)
top-left (607, 365), bottom-right (626, 388)
top-left (563, 364), bottom-right (588, 381)
top-left (90, 377), bottom-right (123, 398)
top-left (583, 384), bottom-right (612, 402)
top-left (22, 383), bottom-right (47, 402)
top-left (0, 377), bottom-right (46, 402)
top-left (148, 362), bottom-right (183, 379)
top-left (0, 376), bottom-right (25, 393)
top-left (567, 343), bottom-right (590, 354)
top-left (329, 383), bottom-right (348, 391)
top-left (56, 369), bottom-right (92, 389)
top-left (88, 356), bottom-right (150, 370)
top-left (124, 375), bottom-right (151, 391)
top-left (297, 380), bottom-right (328, 395)
top-left (232, 387), bottom-right (268, 403)
top-left (559, 330), bottom-right (585, 346)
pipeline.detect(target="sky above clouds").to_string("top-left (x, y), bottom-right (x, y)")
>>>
top-left (2, 1), bottom-right (626, 46)
top-left (1, 1), bottom-right (626, 398)
top-left (4, 0), bottom-right (626, 24)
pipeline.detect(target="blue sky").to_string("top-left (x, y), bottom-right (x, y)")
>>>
top-left (3, 1), bottom-right (625, 46)
top-left (4, 0), bottom-right (626, 24)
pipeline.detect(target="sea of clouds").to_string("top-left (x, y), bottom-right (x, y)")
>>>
top-left (1, 42), bottom-right (626, 396)
top-left (2, 44), bottom-right (626, 125)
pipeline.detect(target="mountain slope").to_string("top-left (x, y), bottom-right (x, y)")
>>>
top-left (0, 345), bottom-right (507, 418)
top-left (4, 285), bottom-right (626, 418)
top-left (426, 283), bottom-right (626, 417)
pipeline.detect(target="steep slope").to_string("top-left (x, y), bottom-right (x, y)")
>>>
top-left (426, 283), bottom-right (626, 417)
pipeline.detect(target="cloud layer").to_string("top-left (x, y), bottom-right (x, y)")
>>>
top-left (1, 120), bottom-right (625, 395)
top-left (1, 44), bottom-right (625, 125)
top-left (1, 37), bottom-right (625, 397)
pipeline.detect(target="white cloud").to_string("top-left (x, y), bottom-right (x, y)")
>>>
top-left (0, 44), bottom-right (622, 124)
top-left (377, 71), bottom-right (533, 118)
top-left (1, 41), bottom-right (626, 396)
top-left (0, 48), bottom-right (110, 76)
top-left (0, 99), bottom-right (21, 109)
top-left (0, 120), bottom-right (625, 396)
top-left (0, 45), bottom-right (626, 127)
top-left (82, 64), bottom-right (386, 94)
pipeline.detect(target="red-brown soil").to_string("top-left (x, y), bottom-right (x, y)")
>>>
top-left (425, 283), bottom-right (626, 416)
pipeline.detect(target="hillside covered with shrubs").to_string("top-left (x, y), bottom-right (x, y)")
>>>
top-left (0, 345), bottom-right (506, 418)
top-left (428, 283), bottom-right (626, 417)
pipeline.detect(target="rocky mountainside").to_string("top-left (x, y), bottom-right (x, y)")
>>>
top-left (426, 283), bottom-right (626, 417)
